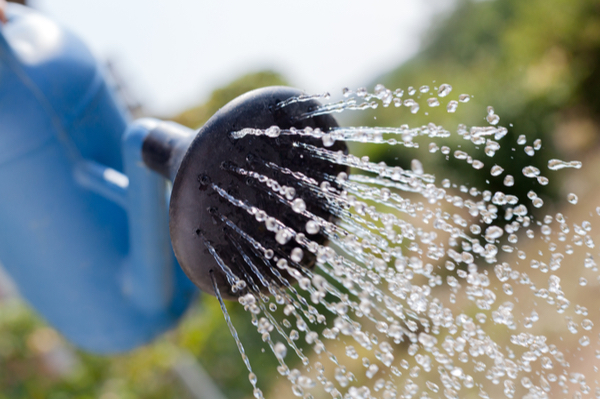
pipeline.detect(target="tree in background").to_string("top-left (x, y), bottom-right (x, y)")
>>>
top-left (172, 71), bottom-right (288, 129)
top-left (352, 0), bottom-right (600, 214)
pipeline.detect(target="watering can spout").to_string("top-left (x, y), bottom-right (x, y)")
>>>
top-left (0, 4), bottom-right (197, 353)
top-left (137, 119), bottom-right (196, 182)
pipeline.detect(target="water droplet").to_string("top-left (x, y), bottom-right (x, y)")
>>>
top-left (305, 221), bottom-right (320, 235)
top-left (427, 97), bottom-right (440, 107)
top-left (291, 248), bottom-right (304, 263)
top-left (486, 114), bottom-right (500, 125)
top-left (345, 346), bottom-right (358, 359)
top-left (418, 332), bottom-right (437, 348)
top-left (491, 165), bottom-right (504, 176)
top-left (519, 147), bottom-right (534, 159)
top-left (522, 166), bottom-right (540, 178)
top-left (537, 176), bottom-right (549, 185)
top-left (447, 100), bottom-right (458, 113)
top-left (255, 210), bottom-right (267, 222)
top-left (438, 83), bottom-right (452, 97)
top-left (285, 187), bottom-right (296, 200)
top-left (410, 103), bottom-right (420, 114)
top-left (249, 372), bottom-right (257, 385)
top-left (291, 384), bottom-right (303, 397)
top-left (548, 159), bottom-right (582, 170)
top-left (276, 229), bottom-right (293, 245)
top-left (459, 94), bottom-right (470, 102)
top-left (411, 159), bottom-right (424, 174)
top-left (567, 193), bottom-right (578, 204)
top-left (298, 376), bottom-right (315, 389)
top-left (265, 125), bottom-right (281, 137)
top-left (274, 342), bottom-right (287, 359)
top-left (322, 134), bottom-right (335, 147)
top-left (517, 135), bottom-right (527, 145)
top-left (419, 85), bottom-right (430, 93)
top-left (426, 381), bottom-right (439, 393)
top-left (292, 198), bottom-right (306, 213)
top-left (532, 198), bottom-right (544, 208)
top-left (504, 175), bottom-right (514, 186)
top-left (266, 217), bottom-right (278, 231)
top-left (454, 150), bottom-right (468, 160)
top-left (472, 160), bottom-right (484, 169)
top-left (366, 364), bottom-right (379, 379)
top-left (485, 226), bottom-right (503, 242)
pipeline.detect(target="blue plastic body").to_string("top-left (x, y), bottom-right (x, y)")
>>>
top-left (0, 4), bottom-right (197, 353)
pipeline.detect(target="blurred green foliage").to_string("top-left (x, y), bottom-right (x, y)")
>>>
top-left (0, 297), bottom-right (189, 399)
top-left (1, 0), bottom-right (600, 398)
top-left (351, 0), bottom-right (600, 212)
top-left (172, 71), bottom-right (288, 129)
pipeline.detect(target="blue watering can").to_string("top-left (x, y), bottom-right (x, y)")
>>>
top-left (0, 4), bottom-right (342, 354)
top-left (0, 4), bottom-right (198, 353)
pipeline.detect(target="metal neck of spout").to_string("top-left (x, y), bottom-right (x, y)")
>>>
top-left (141, 120), bottom-right (196, 182)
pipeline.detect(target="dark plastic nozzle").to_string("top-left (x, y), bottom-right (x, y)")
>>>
top-left (141, 121), bottom-right (195, 181)
top-left (146, 87), bottom-right (347, 300)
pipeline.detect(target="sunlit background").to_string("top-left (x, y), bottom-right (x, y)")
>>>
top-left (35, 0), bottom-right (453, 116)
top-left (1, 0), bottom-right (600, 398)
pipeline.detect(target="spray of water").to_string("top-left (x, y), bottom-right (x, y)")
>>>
top-left (206, 83), bottom-right (594, 399)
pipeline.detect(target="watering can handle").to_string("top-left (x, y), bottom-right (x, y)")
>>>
top-left (0, 3), bottom-right (197, 352)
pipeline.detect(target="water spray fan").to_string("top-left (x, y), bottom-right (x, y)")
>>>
top-left (7, 6), bottom-right (600, 399)
top-left (0, 4), bottom-right (345, 352)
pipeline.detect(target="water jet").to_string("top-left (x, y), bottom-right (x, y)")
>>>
top-left (1, 4), bottom-right (599, 399)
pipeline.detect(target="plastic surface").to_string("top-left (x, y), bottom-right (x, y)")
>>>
top-left (0, 4), bottom-right (196, 353)
top-left (169, 87), bottom-right (347, 300)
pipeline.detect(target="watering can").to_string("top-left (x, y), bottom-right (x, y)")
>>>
top-left (0, 3), bottom-right (341, 354)
top-left (0, 4), bottom-right (198, 353)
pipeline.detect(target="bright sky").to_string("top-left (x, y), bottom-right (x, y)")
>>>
top-left (34, 0), bottom-right (454, 116)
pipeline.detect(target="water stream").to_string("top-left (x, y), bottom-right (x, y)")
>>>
top-left (208, 83), bottom-right (594, 399)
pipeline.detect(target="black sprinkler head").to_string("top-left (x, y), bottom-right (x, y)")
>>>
top-left (144, 87), bottom-right (347, 300)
